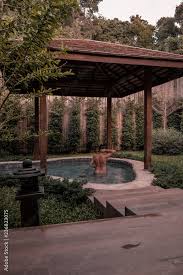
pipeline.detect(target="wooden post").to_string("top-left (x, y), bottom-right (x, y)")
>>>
top-left (39, 95), bottom-right (48, 173)
top-left (33, 97), bottom-right (40, 160)
top-left (107, 97), bottom-right (112, 149)
top-left (144, 67), bottom-right (152, 170)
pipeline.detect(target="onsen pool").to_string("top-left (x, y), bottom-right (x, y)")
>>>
top-left (47, 158), bottom-right (136, 185)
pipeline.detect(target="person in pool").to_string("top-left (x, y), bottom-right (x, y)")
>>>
top-left (91, 145), bottom-right (116, 176)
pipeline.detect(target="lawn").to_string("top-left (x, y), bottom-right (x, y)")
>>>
top-left (114, 151), bottom-right (183, 189)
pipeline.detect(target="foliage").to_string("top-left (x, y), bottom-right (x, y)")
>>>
top-left (152, 161), bottom-right (183, 189)
top-left (0, 187), bottom-right (20, 229)
top-left (135, 103), bottom-right (144, 150)
top-left (111, 112), bottom-right (118, 147)
top-left (175, 2), bottom-right (183, 28)
top-left (152, 128), bottom-right (183, 155)
top-left (168, 109), bottom-right (183, 131)
top-left (60, 0), bottom-right (102, 39)
top-left (48, 97), bottom-right (65, 154)
top-left (180, 111), bottom-right (183, 134)
top-left (0, 176), bottom-right (98, 229)
top-left (0, 175), bottom-right (19, 187)
top-left (86, 99), bottom-right (100, 152)
top-left (0, 95), bottom-right (22, 154)
top-left (68, 99), bottom-right (81, 152)
top-left (122, 100), bottom-right (136, 150)
top-left (40, 196), bottom-right (99, 225)
top-left (92, 15), bottom-right (155, 48)
top-left (41, 176), bottom-right (93, 205)
top-left (0, 0), bottom-right (77, 111)
top-left (129, 15), bottom-right (155, 48)
top-left (93, 17), bottom-right (132, 44)
top-left (155, 17), bottom-right (179, 50)
top-left (80, 0), bottom-right (103, 15)
top-left (153, 110), bottom-right (162, 129)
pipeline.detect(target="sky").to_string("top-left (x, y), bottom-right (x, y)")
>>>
top-left (98, 0), bottom-right (182, 25)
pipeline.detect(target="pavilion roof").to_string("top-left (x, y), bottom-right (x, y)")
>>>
top-left (49, 39), bottom-right (183, 61)
top-left (46, 39), bottom-right (183, 98)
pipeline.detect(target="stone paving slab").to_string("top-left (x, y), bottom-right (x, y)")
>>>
top-left (3, 212), bottom-right (183, 275)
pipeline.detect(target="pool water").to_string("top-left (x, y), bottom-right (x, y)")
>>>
top-left (47, 160), bottom-right (135, 184)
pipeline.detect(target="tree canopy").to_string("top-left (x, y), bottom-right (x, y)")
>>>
top-left (0, 0), bottom-right (78, 110)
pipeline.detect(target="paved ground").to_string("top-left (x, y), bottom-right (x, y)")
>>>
top-left (3, 209), bottom-right (183, 275)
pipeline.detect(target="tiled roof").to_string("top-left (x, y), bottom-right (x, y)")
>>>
top-left (49, 39), bottom-right (183, 61)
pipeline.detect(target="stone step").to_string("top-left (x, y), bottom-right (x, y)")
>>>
top-left (94, 186), bottom-right (162, 197)
top-left (106, 190), bottom-right (183, 217)
top-left (94, 186), bottom-right (164, 216)
top-left (125, 199), bottom-right (183, 216)
top-left (94, 186), bottom-right (163, 204)
top-left (94, 187), bottom-right (183, 218)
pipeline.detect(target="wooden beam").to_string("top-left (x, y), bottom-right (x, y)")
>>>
top-left (144, 67), bottom-right (152, 170)
top-left (39, 95), bottom-right (48, 173)
top-left (48, 79), bottom-right (111, 86)
top-left (33, 97), bottom-right (40, 160)
top-left (54, 52), bottom-right (183, 68)
top-left (107, 97), bottom-right (112, 149)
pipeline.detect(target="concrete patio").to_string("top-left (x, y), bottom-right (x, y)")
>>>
top-left (4, 206), bottom-right (183, 275)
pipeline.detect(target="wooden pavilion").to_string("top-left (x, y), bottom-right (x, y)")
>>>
top-left (35, 39), bottom-right (183, 171)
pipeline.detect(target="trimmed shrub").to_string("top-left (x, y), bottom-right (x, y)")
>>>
top-left (153, 110), bottom-right (162, 129)
top-left (122, 100), bottom-right (136, 150)
top-left (152, 161), bottom-right (183, 189)
top-left (86, 100), bottom-right (100, 152)
top-left (168, 109), bottom-right (183, 131)
top-left (68, 101), bottom-right (81, 153)
top-left (48, 97), bottom-right (65, 154)
top-left (152, 128), bottom-right (183, 155)
top-left (135, 103), bottom-right (144, 150)
top-left (41, 177), bottom-right (93, 206)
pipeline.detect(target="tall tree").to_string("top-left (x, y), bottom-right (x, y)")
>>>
top-left (175, 2), bottom-right (183, 29)
top-left (128, 15), bottom-right (155, 48)
top-left (92, 17), bottom-right (132, 44)
top-left (155, 17), bottom-right (180, 50)
top-left (60, 0), bottom-right (103, 39)
top-left (92, 15), bottom-right (155, 48)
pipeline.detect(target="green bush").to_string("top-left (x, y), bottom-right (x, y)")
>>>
top-left (40, 196), bottom-right (98, 225)
top-left (152, 161), bottom-right (183, 189)
top-left (0, 176), bottom-right (98, 229)
top-left (0, 175), bottom-right (19, 187)
top-left (41, 177), bottom-right (93, 205)
top-left (122, 100), bottom-right (136, 150)
top-left (153, 110), bottom-right (162, 129)
top-left (135, 103), bottom-right (144, 150)
top-left (86, 100), bottom-right (100, 152)
top-left (48, 97), bottom-right (65, 154)
top-left (152, 128), bottom-right (183, 155)
top-left (68, 101), bottom-right (81, 153)
top-left (0, 187), bottom-right (21, 229)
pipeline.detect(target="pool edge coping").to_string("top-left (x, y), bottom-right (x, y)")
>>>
top-left (0, 157), bottom-right (154, 190)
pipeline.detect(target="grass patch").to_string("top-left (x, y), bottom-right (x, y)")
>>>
top-left (113, 151), bottom-right (183, 189)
